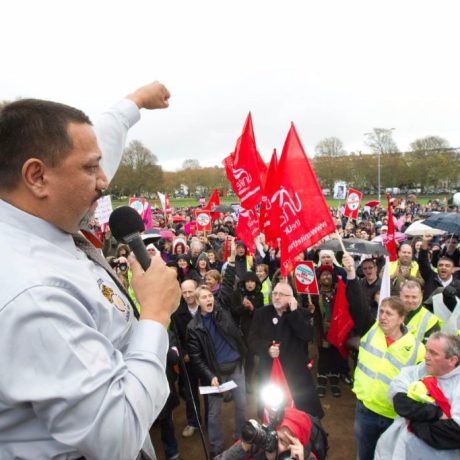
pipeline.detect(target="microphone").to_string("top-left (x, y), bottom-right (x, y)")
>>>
top-left (109, 206), bottom-right (151, 271)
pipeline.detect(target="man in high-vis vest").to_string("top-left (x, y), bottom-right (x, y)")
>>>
top-left (375, 332), bottom-right (460, 459)
top-left (343, 252), bottom-right (426, 460)
top-left (388, 243), bottom-right (424, 295)
top-left (399, 280), bottom-right (442, 345)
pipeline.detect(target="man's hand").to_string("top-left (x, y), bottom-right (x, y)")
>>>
top-left (342, 252), bottom-right (356, 279)
top-left (285, 432), bottom-right (304, 460)
top-left (288, 296), bottom-right (298, 311)
top-left (422, 232), bottom-right (433, 250)
top-left (127, 80), bottom-right (170, 110)
top-left (131, 256), bottom-right (180, 327)
top-left (268, 343), bottom-right (280, 358)
top-left (211, 376), bottom-right (219, 387)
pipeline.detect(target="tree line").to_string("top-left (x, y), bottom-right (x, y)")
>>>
top-left (110, 131), bottom-right (460, 197)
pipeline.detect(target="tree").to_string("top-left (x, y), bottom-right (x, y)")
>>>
top-left (407, 136), bottom-right (451, 192)
top-left (315, 137), bottom-right (347, 157)
top-left (365, 128), bottom-right (398, 155)
top-left (109, 140), bottom-right (163, 196)
top-left (182, 159), bottom-right (201, 170)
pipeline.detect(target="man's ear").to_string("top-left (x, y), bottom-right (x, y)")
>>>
top-left (21, 158), bottom-right (49, 198)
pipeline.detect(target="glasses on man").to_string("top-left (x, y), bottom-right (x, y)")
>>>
top-left (272, 291), bottom-right (291, 297)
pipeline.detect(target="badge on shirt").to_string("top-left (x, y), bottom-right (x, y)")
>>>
top-left (272, 317), bottom-right (278, 325)
top-left (98, 279), bottom-right (131, 321)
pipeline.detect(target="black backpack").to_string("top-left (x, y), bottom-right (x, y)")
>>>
top-left (306, 415), bottom-right (329, 460)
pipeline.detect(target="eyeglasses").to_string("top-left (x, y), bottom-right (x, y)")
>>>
top-left (272, 291), bottom-right (291, 297)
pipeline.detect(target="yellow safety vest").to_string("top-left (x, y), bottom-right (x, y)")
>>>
top-left (406, 307), bottom-right (441, 346)
top-left (261, 278), bottom-right (272, 306)
top-left (389, 261), bottom-right (420, 278)
top-left (353, 323), bottom-right (425, 419)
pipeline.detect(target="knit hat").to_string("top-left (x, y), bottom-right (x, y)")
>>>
top-left (276, 407), bottom-right (312, 447)
top-left (318, 265), bottom-right (333, 275)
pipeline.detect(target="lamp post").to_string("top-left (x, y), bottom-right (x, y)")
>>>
top-left (364, 128), bottom-right (395, 202)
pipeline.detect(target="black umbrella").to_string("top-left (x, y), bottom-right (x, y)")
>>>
top-left (319, 238), bottom-right (388, 256)
top-left (423, 212), bottom-right (460, 235)
top-left (211, 204), bottom-right (235, 213)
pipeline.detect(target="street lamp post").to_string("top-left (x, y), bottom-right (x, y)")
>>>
top-left (364, 128), bottom-right (395, 202)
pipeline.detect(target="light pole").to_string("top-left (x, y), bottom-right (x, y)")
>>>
top-left (364, 128), bottom-right (395, 202)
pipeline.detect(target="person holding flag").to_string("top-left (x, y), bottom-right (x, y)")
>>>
top-left (342, 252), bottom-right (425, 460)
top-left (249, 282), bottom-right (324, 420)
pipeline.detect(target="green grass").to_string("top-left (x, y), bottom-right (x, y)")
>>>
top-left (111, 194), bottom-right (448, 210)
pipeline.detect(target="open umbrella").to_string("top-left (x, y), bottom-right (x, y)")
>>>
top-left (404, 220), bottom-right (446, 237)
top-left (211, 204), bottom-right (234, 213)
top-left (372, 232), bottom-right (407, 244)
top-left (319, 238), bottom-right (388, 256)
top-left (423, 212), bottom-right (460, 235)
top-left (172, 215), bottom-right (186, 223)
top-left (364, 200), bottom-right (380, 208)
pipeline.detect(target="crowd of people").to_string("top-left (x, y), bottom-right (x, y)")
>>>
top-left (1, 78), bottom-right (459, 460)
top-left (98, 196), bottom-right (460, 460)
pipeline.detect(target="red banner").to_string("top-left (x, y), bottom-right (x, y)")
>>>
top-left (294, 261), bottom-right (319, 295)
top-left (326, 277), bottom-right (354, 358)
top-left (194, 210), bottom-right (212, 232)
top-left (259, 149), bottom-right (281, 244)
top-left (275, 124), bottom-right (336, 274)
top-left (343, 188), bottom-right (363, 220)
top-left (224, 113), bottom-right (264, 209)
top-left (385, 194), bottom-right (398, 262)
top-left (236, 207), bottom-right (260, 253)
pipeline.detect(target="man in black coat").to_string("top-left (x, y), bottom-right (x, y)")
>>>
top-left (419, 233), bottom-right (460, 302)
top-left (186, 253), bottom-right (247, 458)
top-left (249, 282), bottom-right (324, 420)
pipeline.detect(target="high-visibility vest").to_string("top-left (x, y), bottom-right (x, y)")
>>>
top-left (353, 323), bottom-right (425, 419)
top-left (261, 278), bottom-right (272, 306)
top-left (389, 261), bottom-right (420, 278)
top-left (406, 306), bottom-right (441, 346)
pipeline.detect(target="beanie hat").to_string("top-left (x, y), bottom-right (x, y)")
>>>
top-left (318, 265), bottom-right (333, 275)
top-left (277, 407), bottom-right (312, 447)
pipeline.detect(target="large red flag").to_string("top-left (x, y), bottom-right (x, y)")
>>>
top-left (259, 149), bottom-right (281, 244)
top-left (225, 113), bottom-right (264, 209)
top-left (236, 206), bottom-right (259, 253)
top-left (276, 124), bottom-right (336, 274)
top-left (385, 194), bottom-right (398, 262)
top-left (326, 277), bottom-right (354, 358)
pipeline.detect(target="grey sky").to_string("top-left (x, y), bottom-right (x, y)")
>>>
top-left (2, 0), bottom-right (459, 171)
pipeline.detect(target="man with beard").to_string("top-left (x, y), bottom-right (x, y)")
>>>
top-left (0, 81), bottom-right (181, 460)
top-left (249, 282), bottom-right (324, 420)
top-left (388, 243), bottom-right (424, 295)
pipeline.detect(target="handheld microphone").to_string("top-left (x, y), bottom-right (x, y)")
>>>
top-left (109, 206), bottom-right (151, 271)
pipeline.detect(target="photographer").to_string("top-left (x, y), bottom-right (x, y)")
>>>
top-left (215, 407), bottom-right (314, 460)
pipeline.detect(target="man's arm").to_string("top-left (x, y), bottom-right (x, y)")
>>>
top-left (96, 80), bottom-right (170, 183)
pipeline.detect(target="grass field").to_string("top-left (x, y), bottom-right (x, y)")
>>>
top-left (112, 194), bottom-right (449, 210)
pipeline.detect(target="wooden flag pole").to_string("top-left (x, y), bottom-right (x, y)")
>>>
top-left (334, 231), bottom-right (347, 253)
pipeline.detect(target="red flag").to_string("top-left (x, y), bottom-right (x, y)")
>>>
top-left (164, 194), bottom-right (172, 216)
top-left (343, 188), bottom-right (363, 220)
top-left (225, 113), bottom-right (264, 209)
top-left (236, 206), bottom-right (259, 253)
top-left (263, 356), bottom-right (295, 423)
top-left (203, 188), bottom-right (221, 220)
top-left (326, 277), bottom-right (354, 358)
top-left (385, 194), bottom-right (398, 262)
top-left (259, 149), bottom-right (281, 244)
top-left (143, 201), bottom-right (153, 230)
top-left (275, 124), bottom-right (336, 273)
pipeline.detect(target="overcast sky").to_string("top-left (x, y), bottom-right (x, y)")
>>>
top-left (2, 0), bottom-right (459, 171)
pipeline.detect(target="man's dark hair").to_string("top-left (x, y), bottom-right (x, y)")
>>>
top-left (0, 98), bottom-right (92, 190)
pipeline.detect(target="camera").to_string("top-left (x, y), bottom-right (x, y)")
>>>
top-left (241, 419), bottom-right (278, 453)
top-left (117, 262), bottom-right (128, 273)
